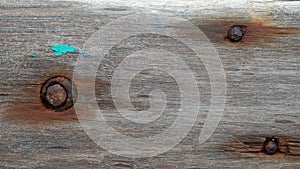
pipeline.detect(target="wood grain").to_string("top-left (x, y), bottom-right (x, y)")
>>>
top-left (1, 0), bottom-right (300, 168)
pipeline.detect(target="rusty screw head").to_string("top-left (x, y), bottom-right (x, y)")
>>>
top-left (263, 138), bottom-right (279, 155)
top-left (228, 25), bottom-right (244, 42)
top-left (40, 76), bottom-right (77, 112)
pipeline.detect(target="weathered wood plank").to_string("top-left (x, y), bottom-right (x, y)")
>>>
top-left (1, 0), bottom-right (300, 168)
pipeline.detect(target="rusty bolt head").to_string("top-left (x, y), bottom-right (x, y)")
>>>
top-left (46, 84), bottom-right (67, 107)
top-left (263, 138), bottom-right (279, 155)
top-left (40, 76), bottom-right (77, 112)
top-left (228, 25), bottom-right (244, 42)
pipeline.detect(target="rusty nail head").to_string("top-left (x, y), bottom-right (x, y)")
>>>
top-left (263, 137), bottom-right (279, 155)
top-left (40, 76), bottom-right (77, 112)
top-left (228, 25), bottom-right (244, 42)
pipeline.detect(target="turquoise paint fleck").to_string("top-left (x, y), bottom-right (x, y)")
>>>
top-left (31, 53), bottom-right (37, 57)
top-left (79, 51), bottom-right (90, 57)
top-left (51, 45), bottom-right (79, 57)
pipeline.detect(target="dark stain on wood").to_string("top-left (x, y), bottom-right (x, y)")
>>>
top-left (4, 104), bottom-right (77, 127)
top-left (224, 135), bottom-right (300, 157)
top-left (3, 74), bottom-right (115, 127)
top-left (3, 75), bottom-right (78, 127)
top-left (44, 146), bottom-right (70, 150)
top-left (103, 7), bottom-right (129, 11)
top-left (193, 17), bottom-right (300, 47)
top-left (275, 119), bottom-right (296, 124)
top-left (113, 162), bottom-right (134, 168)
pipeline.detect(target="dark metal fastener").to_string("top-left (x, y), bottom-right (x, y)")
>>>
top-left (40, 76), bottom-right (77, 112)
top-left (228, 25), bottom-right (244, 42)
top-left (263, 137), bottom-right (279, 155)
top-left (46, 84), bottom-right (67, 107)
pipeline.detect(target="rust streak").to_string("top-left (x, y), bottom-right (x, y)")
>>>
top-left (4, 103), bottom-right (77, 126)
top-left (193, 17), bottom-right (300, 47)
top-left (224, 135), bottom-right (300, 158)
top-left (3, 78), bottom-right (112, 127)
top-left (3, 76), bottom-right (78, 127)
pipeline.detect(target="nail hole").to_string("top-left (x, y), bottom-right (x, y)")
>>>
top-left (263, 137), bottom-right (279, 155)
top-left (40, 76), bottom-right (77, 112)
top-left (228, 25), bottom-right (244, 42)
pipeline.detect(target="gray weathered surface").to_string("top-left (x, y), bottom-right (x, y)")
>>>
top-left (1, 0), bottom-right (300, 168)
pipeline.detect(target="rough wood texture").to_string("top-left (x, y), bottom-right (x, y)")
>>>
top-left (1, 0), bottom-right (300, 168)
